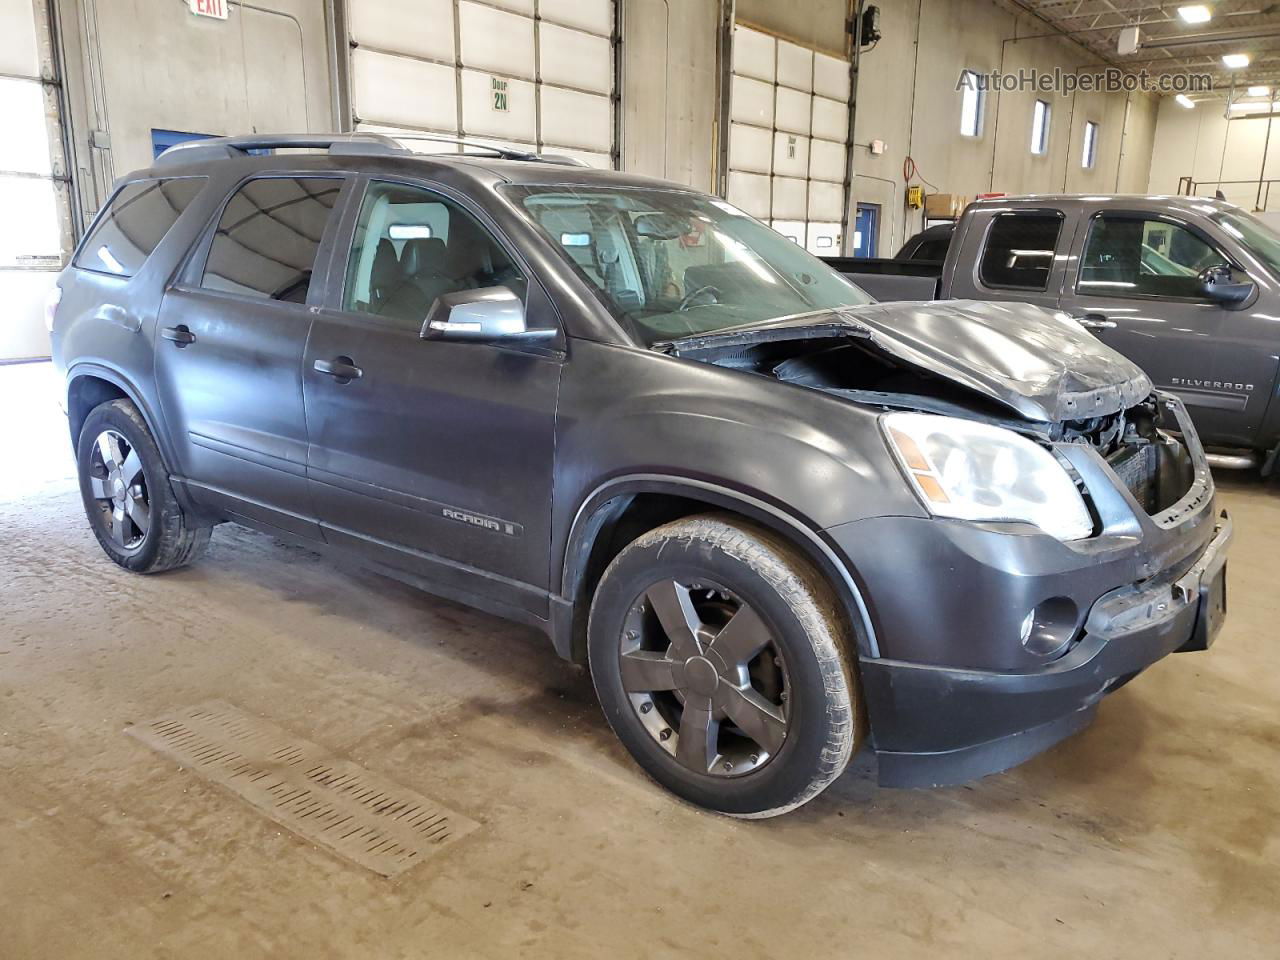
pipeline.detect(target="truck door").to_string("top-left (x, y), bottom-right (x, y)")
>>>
top-left (1059, 211), bottom-right (1277, 449)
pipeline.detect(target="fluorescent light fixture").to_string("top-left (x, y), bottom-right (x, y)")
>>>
top-left (1248, 85), bottom-right (1270, 97)
top-left (1178, 5), bottom-right (1212, 24)
top-left (1176, 94), bottom-right (1196, 108)
top-left (1223, 53), bottom-right (1250, 68)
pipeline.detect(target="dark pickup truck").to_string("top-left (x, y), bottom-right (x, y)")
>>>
top-left (825, 195), bottom-right (1280, 471)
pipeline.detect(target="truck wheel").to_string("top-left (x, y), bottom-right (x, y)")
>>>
top-left (76, 399), bottom-right (210, 573)
top-left (588, 514), bottom-right (860, 818)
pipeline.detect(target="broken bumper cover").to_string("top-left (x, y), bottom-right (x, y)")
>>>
top-left (848, 511), bottom-right (1232, 789)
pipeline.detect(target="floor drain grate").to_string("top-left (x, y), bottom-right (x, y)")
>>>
top-left (127, 700), bottom-right (479, 877)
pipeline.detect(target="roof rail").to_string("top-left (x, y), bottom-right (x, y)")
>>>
top-left (155, 133), bottom-right (408, 166)
top-left (154, 131), bottom-right (592, 168)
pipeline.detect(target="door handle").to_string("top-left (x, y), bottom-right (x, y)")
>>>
top-left (1073, 313), bottom-right (1117, 331)
top-left (160, 324), bottom-right (196, 346)
top-left (313, 356), bottom-right (363, 384)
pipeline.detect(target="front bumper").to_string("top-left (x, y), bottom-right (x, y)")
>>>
top-left (850, 511), bottom-right (1231, 787)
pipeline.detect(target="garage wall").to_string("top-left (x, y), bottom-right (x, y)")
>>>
top-left (849, 0), bottom-right (1158, 252)
top-left (1146, 98), bottom-right (1280, 211)
top-left (60, 0), bottom-right (331, 212)
top-left (620, 0), bottom-right (718, 190)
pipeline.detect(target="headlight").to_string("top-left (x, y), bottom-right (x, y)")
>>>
top-left (882, 412), bottom-right (1093, 541)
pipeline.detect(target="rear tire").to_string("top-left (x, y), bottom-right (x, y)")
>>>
top-left (76, 399), bottom-right (210, 573)
top-left (588, 513), bottom-right (861, 818)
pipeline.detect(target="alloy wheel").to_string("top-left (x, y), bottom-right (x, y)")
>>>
top-left (619, 579), bottom-right (790, 777)
top-left (87, 429), bottom-right (150, 551)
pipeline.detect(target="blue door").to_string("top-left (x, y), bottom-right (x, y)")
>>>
top-left (853, 203), bottom-right (880, 259)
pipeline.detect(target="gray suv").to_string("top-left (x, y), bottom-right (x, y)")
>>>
top-left (51, 134), bottom-right (1231, 817)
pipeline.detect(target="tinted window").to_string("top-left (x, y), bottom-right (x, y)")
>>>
top-left (1078, 215), bottom-right (1227, 299)
top-left (910, 237), bottom-right (950, 261)
top-left (342, 181), bottom-right (523, 322)
top-left (74, 178), bottom-right (206, 277)
top-left (979, 212), bottom-right (1063, 290)
top-left (201, 177), bottom-right (342, 302)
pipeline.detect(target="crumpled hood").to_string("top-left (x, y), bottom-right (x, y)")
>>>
top-left (663, 299), bottom-right (1153, 423)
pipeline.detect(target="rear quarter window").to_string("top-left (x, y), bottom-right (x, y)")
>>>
top-left (978, 211), bottom-right (1063, 291)
top-left (74, 177), bottom-right (207, 277)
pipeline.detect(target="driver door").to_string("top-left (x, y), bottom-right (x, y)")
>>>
top-left (302, 178), bottom-right (564, 617)
top-left (1060, 212), bottom-right (1270, 447)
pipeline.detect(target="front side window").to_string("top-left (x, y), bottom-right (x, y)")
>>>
top-left (979, 212), bottom-right (1063, 290)
top-left (504, 185), bottom-right (874, 347)
top-left (74, 177), bottom-right (206, 277)
top-left (200, 177), bottom-right (342, 303)
top-left (342, 181), bottom-right (523, 323)
top-left (960, 71), bottom-right (984, 137)
top-left (1082, 121), bottom-right (1099, 169)
top-left (1030, 100), bottom-right (1051, 155)
top-left (1078, 215), bottom-right (1227, 298)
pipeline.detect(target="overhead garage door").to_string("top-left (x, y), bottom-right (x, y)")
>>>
top-left (726, 24), bottom-right (849, 256)
top-left (0, 0), bottom-right (72, 362)
top-left (345, 0), bottom-right (617, 168)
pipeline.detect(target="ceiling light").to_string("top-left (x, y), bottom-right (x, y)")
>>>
top-left (1223, 53), bottom-right (1250, 68)
top-left (1178, 5), bottom-right (1212, 24)
top-left (1176, 94), bottom-right (1196, 108)
top-left (1248, 85), bottom-right (1270, 96)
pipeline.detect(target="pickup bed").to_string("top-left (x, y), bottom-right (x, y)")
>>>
top-left (825, 194), bottom-right (1280, 468)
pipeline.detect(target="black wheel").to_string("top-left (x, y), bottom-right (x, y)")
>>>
top-left (588, 514), bottom-right (861, 818)
top-left (76, 398), bottom-right (211, 573)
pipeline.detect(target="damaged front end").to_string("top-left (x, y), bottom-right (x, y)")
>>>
top-left (657, 299), bottom-right (1203, 529)
top-left (659, 299), bottom-right (1230, 788)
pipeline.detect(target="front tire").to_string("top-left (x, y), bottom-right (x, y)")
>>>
top-left (588, 514), bottom-right (860, 818)
top-left (76, 399), bottom-right (210, 573)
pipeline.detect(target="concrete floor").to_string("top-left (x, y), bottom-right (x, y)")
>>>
top-left (1, 359), bottom-right (1277, 960)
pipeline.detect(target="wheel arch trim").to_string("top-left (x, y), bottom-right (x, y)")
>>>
top-left (560, 474), bottom-right (880, 659)
top-left (65, 362), bottom-right (176, 468)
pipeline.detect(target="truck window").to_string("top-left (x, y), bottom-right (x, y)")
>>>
top-left (73, 177), bottom-right (207, 277)
top-left (978, 212), bottom-right (1063, 291)
top-left (200, 177), bottom-right (343, 303)
top-left (1078, 215), bottom-right (1226, 299)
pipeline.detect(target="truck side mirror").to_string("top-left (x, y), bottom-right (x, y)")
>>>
top-left (1198, 264), bottom-right (1256, 305)
top-left (420, 285), bottom-right (555, 342)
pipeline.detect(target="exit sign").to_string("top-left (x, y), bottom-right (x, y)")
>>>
top-left (188, 0), bottom-right (228, 19)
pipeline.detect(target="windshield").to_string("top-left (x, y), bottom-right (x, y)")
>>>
top-left (504, 184), bottom-right (874, 346)
top-left (1211, 209), bottom-right (1280, 277)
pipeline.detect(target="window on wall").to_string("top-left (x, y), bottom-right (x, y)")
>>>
top-left (1082, 121), bottom-right (1099, 169)
top-left (1031, 100), bottom-right (1051, 155)
top-left (979, 212), bottom-right (1064, 290)
top-left (960, 71), bottom-right (984, 137)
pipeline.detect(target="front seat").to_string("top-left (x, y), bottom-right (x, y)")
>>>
top-left (368, 238), bottom-right (402, 313)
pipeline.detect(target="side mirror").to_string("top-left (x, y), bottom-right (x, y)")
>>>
top-left (1199, 264), bottom-right (1256, 305)
top-left (421, 285), bottom-right (555, 342)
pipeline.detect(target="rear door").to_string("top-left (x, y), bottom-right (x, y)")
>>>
top-left (1059, 211), bottom-right (1274, 448)
top-left (154, 174), bottom-right (350, 537)
top-left (301, 178), bottom-right (563, 617)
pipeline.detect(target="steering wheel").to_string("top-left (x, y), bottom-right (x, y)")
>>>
top-left (677, 284), bottom-right (721, 311)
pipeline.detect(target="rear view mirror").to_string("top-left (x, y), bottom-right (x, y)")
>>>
top-left (1199, 264), bottom-right (1256, 305)
top-left (421, 285), bottom-right (555, 342)
top-left (633, 212), bottom-right (692, 241)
